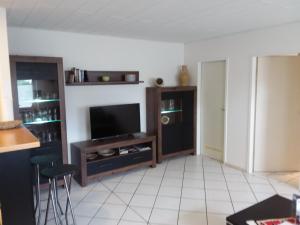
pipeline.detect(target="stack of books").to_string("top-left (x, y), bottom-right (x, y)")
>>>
top-left (68, 67), bottom-right (86, 83)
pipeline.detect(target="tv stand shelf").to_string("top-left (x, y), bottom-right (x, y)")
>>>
top-left (71, 133), bottom-right (156, 186)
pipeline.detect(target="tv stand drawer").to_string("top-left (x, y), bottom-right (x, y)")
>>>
top-left (122, 150), bottom-right (152, 167)
top-left (87, 151), bottom-right (152, 176)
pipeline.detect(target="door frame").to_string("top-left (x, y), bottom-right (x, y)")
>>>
top-left (197, 59), bottom-right (229, 163)
top-left (247, 57), bottom-right (258, 173)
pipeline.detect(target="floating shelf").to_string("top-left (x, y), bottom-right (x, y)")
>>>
top-left (161, 109), bottom-right (183, 114)
top-left (24, 119), bottom-right (62, 125)
top-left (65, 70), bottom-right (143, 86)
top-left (66, 81), bottom-right (144, 86)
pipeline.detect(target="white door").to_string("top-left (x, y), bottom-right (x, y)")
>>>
top-left (201, 60), bottom-right (226, 161)
top-left (254, 56), bottom-right (300, 172)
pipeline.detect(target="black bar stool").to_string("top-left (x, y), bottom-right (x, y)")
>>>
top-left (30, 154), bottom-right (63, 225)
top-left (41, 164), bottom-right (77, 225)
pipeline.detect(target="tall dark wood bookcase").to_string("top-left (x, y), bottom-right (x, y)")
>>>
top-left (10, 56), bottom-right (68, 170)
top-left (146, 86), bottom-right (197, 163)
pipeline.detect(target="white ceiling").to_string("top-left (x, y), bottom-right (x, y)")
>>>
top-left (1, 0), bottom-right (300, 43)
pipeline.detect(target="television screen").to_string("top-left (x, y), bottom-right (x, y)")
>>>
top-left (90, 103), bottom-right (141, 140)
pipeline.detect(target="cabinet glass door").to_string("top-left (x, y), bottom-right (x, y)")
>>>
top-left (161, 91), bottom-right (194, 154)
top-left (15, 62), bottom-right (63, 159)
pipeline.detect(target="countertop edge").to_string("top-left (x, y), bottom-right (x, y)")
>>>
top-left (0, 127), bottom-right (40, 154)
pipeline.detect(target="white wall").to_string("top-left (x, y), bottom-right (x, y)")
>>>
top-left (8, 27), bottom-right (184, 152)
top-left (0, 8), bottom-right (13, 121)
top-left (185, 22), bottom-right (300, 170)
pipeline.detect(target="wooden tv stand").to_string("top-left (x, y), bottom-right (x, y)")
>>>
top-left (71, 133), bottom-right (156, 186)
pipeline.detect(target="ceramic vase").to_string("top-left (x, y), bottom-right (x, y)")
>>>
top-left (179, 65), bottom-right (190, 86)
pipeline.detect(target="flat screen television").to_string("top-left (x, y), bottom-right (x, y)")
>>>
top-left (90, 103), bottom-right (141, 140)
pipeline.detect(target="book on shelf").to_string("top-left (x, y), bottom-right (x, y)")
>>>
top-left (70, 68), bottom-right (86, 83)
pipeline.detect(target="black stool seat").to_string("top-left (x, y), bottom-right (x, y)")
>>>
top-left (30, 154), bottom-right (60, 165)
top-left (41, 164), bottom-right (77, 179)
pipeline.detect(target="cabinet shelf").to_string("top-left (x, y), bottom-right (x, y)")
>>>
top-left (24, 119), bottom-right (62, 125)
top-left (161, 109), bottom-right (182, 114)
top-left (20, 99), bottom-right (60, 104)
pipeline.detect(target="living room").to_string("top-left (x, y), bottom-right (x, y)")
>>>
top-left (1, 1), bottom-right (300, 225)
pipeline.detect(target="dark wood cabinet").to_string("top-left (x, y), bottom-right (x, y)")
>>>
top-left (71, 133), bottom-right (156, 186)
top-left (146, 86), bottom-right (197, 163)
top-left (10, 56), bottom-right (68, 171)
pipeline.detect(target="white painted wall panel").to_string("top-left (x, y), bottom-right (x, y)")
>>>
top-left (0, 8), bottom-right (13, 121)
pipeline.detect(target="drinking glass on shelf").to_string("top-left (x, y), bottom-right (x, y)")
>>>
top-left (38, 110), bottom-right (43, 121)
top-left (31, 111), bottom-right (36, 122)
top-left (42, 131), bottom-right (47, 143)
top-left (52, 92), bottom-right (58, 99)
top-left (24, 112), bottom-right (30, 123)
top-left (53, 108), bottom-right (58, 120)
top-left (47, 132), bottom-right (52, 142)
top-left (52, 131), bottom-right (58, 141)
top-left (42, 109), bottom-right (48, 121)
top-left (168, 99), bottom-right (175, 110)
top-left (34, 90), bottom-right (42, 99)
top-left (161, 101), bottom-right (166, 111)
top-left (48, 109), bottom-right (52, 120)
top-left (45, 92), bottom-right (50, 99)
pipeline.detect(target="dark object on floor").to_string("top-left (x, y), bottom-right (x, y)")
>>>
top-left (226, 195), bottom-right (292, 225)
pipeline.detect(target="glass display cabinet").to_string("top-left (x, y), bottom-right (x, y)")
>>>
top-left (10, 56), bottom-right (68, 174)
top-left (146, 86), bottom-right (197, 163)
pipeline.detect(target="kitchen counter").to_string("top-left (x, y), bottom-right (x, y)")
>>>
top-left (0, 127), bottom-right (40, 153)
top-left (0, 126), bottom-right (40, 225)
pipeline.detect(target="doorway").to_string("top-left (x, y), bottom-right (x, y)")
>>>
top-left (200, 60), bottom-right (226, 161)
top-left (253, 56), bottom-right (300, 172)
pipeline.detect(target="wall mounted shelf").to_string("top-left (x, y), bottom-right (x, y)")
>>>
top-left (65, 70), bottom-right (143, 86)
top-left (66, 81), bottom-right (144, 86)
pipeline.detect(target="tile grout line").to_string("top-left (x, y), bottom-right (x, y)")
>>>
top-left (265, 175), bottom-right (279, 194)
top-left (104, 177), bottom-right (156, 223)
top-left (220, 164), bottom-right (236, 213)
top-left (49, 180), bottom-right (98, 224)
top-left (176, 156), bottom-right (187, 225)
top-left (147, 160), bottom-right (169, 225)
top-left (116, 169), bottom-right (149, 225)
top-left (86, 174), bottom-right (128, 225)
top-left (241, 172), bottom-right (259, 203)
top-left (201, 156), bottom-right (209, 225)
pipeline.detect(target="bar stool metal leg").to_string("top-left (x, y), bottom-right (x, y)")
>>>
top-left (34, 164), bottom-right (41, 225)
top-left (53, 178), bottom-right (64, 215)
top-left (44, 179), bottom-right (52, 225)
top-left (64, 175), bottom-right (76, 225)
top-left (50, 180), bottom-right (60, 225)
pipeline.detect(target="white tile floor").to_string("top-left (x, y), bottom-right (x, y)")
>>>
top-left (40, 155), bottom-right (300, 225)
